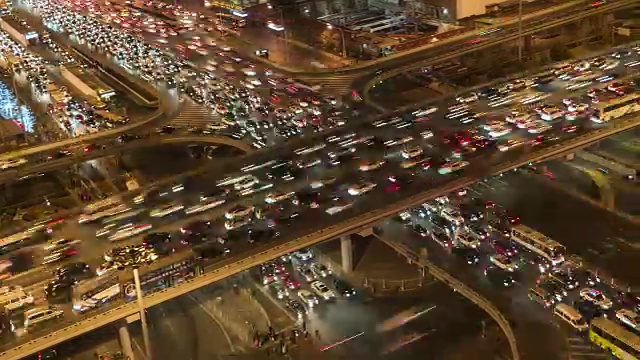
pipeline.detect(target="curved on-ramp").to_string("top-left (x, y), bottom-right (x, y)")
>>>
top-left (0, 134), bottom-right (253, 184)
top-left (361, 1), bottom-right (638, 110)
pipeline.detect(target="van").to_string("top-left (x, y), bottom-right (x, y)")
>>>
top-left (0, 290), bottom-right (34, 312)
top-left (23, 306), bottom-right (64, 331)
top-left (441, 207), bottom-right (464, 226)
top-left (528, 286), bottom-right (555, 308)
top-left (554, 304), bottom-right (589, 331)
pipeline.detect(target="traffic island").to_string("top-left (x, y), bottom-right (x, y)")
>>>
top-left (315, 235), bottom-right (433, 296)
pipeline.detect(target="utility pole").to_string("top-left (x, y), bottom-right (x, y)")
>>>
top-left (517, 0), bottom-right (523, 62)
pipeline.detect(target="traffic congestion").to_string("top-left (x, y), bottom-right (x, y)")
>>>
top-left (384, 182), bottom-right (640, 359)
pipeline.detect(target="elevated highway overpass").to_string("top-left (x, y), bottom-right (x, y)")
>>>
top-left (1, 107), bottom-right (638, 360)
top-left (0, 134), bottom-right (253, 185)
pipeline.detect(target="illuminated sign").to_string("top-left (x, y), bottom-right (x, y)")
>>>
top-left (230, 10), bottom-right (247, 17)
top-left (207, 1), bottom-right (243, 11)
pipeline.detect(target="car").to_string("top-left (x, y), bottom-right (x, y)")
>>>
top-left (294, 249), bottom-right (313, 261)
top-left (282, 276), bottom-right (300, 290)
top-left (286, 299), bottom-right (307, 319)
top-left (616, 309), bottom-right (640, 330)
top-left (573, 299), bottom-right (605, 322)
top-left (310, 263), bottom-right (332, 278)
top-left (297, 289), bottom-right (319, 307)
top-left (184, 199), bottom-right (226, 214)
top-left (271, 282), bottom-right (290, 299)
top-left (455, 232), bottom-right (480, 248)
top-left (484, 266), bottom-right (515, 287)
top-left (413, 224), bottom-right (429, 237)
top-left (108, 224), bottom-right (153, 241)
top-left (310, 280), bottom-right (336, 300)
top-left (452, 246), bottom-right (481, 265)
top-left (456, 92), bottom-right (479, 103)
top-left (0, 158), bottom-right (28, 169)
top-left (579, 288), bottom-right (613, 309)
top-left (42, 246), bottom-right (78, 265)
top-left (348, 181), bottom-right (377, 196)
top-left (23, 306), bottom-right (64, 330)
top-left (489, 254), bottom-right (518, 272)
top-left (225, 205), bottom-right (254, 219)
top-left (498, 139), bottom-right (525, 152)
top-left (401, 146), bottom-right (423, 159)
top-left (265, 191), bottom-right (291, 204)
top-left (54, 262), bottom-right (91, 281)
top-left (359, 160), bottom-right (385, 172)
top-left (467, 223), bottom-right (490, 240)
top-left (333, 278), bottom-right (356, 297)
top-left (150, 202), bottom-right (184, 217)
top-left (549, 270), bottom-right (580, 290)
top-left (45, 238), bottom-right (81, 251)
top-left (296, 265), bottom-right (316, 282)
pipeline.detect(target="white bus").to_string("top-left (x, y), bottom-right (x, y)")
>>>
top-left (591, 93), bottom-right (640, 123)
top-left (510, 224), bottom-right (565, 265)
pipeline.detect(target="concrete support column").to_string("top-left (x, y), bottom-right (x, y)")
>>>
top-left (118, 322), bottom-right (136, 360)
top-left (341, 235), bottom-right (353, 273)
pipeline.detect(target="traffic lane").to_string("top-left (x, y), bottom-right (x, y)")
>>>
top-left (0, 126), bottom-right (580, 292)
top-left (379, 223), bottom-right (567, 360)
top-left (614, 188), bottom-right (640, 216)
top-left (467, 171), bottom-right (640, 285)
top-left (317, 282), bottom-right (496, 360)
top-left (138, 297), bottom-right (201, 360)
top-left (538, 161), bottom-right (601, 199)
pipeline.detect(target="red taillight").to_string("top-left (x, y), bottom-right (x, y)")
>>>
top-left (83, 147), bottom-right (89, 152)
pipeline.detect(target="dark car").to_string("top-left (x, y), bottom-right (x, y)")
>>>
top-left (143, 232), bottom-right (174, 255)
top-left (484, 266), bottom-right (515, 287)
top-left (286, 299), bottom-right (307, 319)
top-left (413, 224), bottom-right (429, 237)
top-left (54, 262), bottom-right (92, 282)
top-left (333, 279), bottom-right (356, 298)
top-left (573, 299), bottom-right (605, 322)
top-left (180, 221), bottom-right (212, 235)
top-left (452, 246), bottom-right (481, 265)
top-left (248, 229), bottom-right (280, 244)
top-left (194, 244), bottom-right (230, 260)
top-left (44, 279), bottom-right (74, 302)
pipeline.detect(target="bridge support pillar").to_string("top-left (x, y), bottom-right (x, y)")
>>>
top-left (118, 322), bottom-right (136, 360)
top-left (341, 235), bottom-right (353, 273)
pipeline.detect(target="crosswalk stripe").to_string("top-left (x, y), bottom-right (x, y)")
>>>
top-left (169, 100), bottom-right (221, 128)
top-left (297, 74), bottom-right (356, 96)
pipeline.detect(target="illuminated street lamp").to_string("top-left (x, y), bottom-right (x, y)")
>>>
top-left (327, 24), bottom-right (347, 58)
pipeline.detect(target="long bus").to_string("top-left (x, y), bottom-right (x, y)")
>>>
top-left (72, 251), bottom-right (200, 313)
top-left (591, 93), bottom-right (640, 123)
top-left (589, 317), bottom-right (640, 359)
top-left (78, 199), bottom-right (128, 224)
top-left (510, 224), bottom-right (565, 266)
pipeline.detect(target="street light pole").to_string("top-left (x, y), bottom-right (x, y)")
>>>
top-left (134, 268), bottom-right (153, 360)
top-left (327, 24), bottom-right (346, 58)
top-left (517, 0), bottom-right (523, 62)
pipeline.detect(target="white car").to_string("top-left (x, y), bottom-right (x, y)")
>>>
top-left (224, 217), bottom-right (251, 230)
top-left (225, 205), bottom-right (254, 219)
top-left (0, 158), bottom-right (27, 169)
top-left (567, 103), bottom-right (589, 112)
top-left (437, 161), bottom-right (469, 175)
top-left (294, 249), bottom-right (313, 261)
top-left (248, 77), bottom-right (262, 86)
top-left (359, 160), bottom-right (385, 172)
top-left (241, 68), bottom-right (256, 76)
top-left (310, 281), bottom-right (336, 300)
top-left (234, 176), bottom-right (258, 190)
top-left (527, 121), bottom-right (552, 134)
top-left (348, 182), bottom-right (377, 196)
top-left (325, 202), bottom-right (353, 215)
top-left (150, 203), bottom-right (184, 217)
top-left (184, 199), bottom-right (226, 215)
top-left (456, 92), bottom-right (479, 103)
top-left (488, 125), bottom-right (512, 138)
top-left (108, 224), bottom-right (152, 241)
top-left (456, 232), bottom-right (480, 248)
top-left (616, 309), bottom-right (640, 330)
top-left (498, 139), bottom-right (525, 152)
top-left (420, 130), bottom-right (434, 139)
top-left (310, 263), bottom-right (332, 278)
top-left (489, 254), bottom-right (518, 272)
top-left (298, 290), bottom-right (319, 307)
top-left (45, 238), bottom-right (81, 251)
top-left (401, 146), bottom-right (423, 159)
top-left (265, 192), bottom-right (291, 204)
top-left (579, 288), bottom-right (613, 309)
